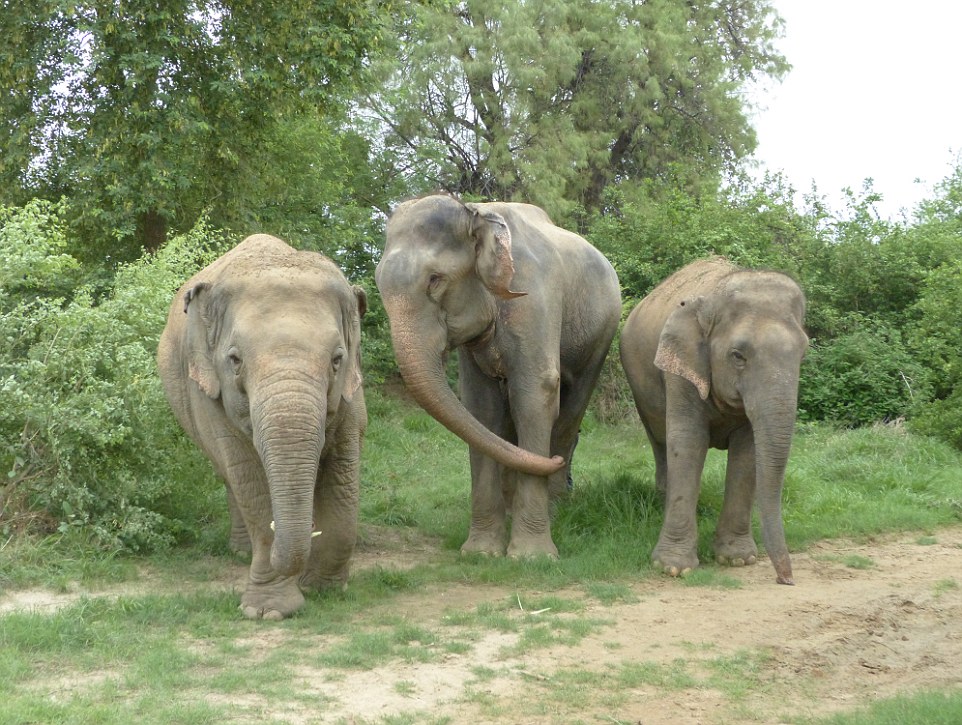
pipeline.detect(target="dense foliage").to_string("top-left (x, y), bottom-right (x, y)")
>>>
top-left (0, 202), bottom-right (228, 549)
top-left (0, 0), bottom-right (390, 261)
top-left (362, 0), bottom-right (788, 222)
top-left (1, 1), bottom-right (961, 552)
top-left (587, 171), bottom-right (962, 428)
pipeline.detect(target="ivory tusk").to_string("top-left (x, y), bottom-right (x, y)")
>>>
top-left (269, 520), bottom-right (322, 538)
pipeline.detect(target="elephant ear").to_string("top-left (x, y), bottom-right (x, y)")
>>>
top-left (654, 297), bottom-right (713, 401)
top-left (465, 204), bottom-right (527, 300)
top-left (184, 282), bottom-right (221, 399)
top-left (340, 285), bottom-right (367, 403)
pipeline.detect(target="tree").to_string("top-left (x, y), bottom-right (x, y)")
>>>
top-left (0, 0), bottom-right (386, 261)
top-left (362, 0), bottom-right (788, 223)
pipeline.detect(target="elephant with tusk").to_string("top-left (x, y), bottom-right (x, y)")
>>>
top-left (376, 194), bottom-right (621, 559)
top-left (158, 234), bottom-right (367, 619)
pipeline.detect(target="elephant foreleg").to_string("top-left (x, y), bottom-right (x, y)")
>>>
top-left (463, 448), bottom-right (509, 555)
top-left (459, 354), bottom-right (509, 556)
top-left (652, 380), bottom-right (709, 576)
top-left (301, 469), bottom-right (358, 591)
top-left (714, 424), bottom-right (758, 567)
top-left (506, 366), bottom-right (561, 559)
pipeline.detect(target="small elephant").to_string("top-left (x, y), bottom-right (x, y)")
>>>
top-left (157, 234), bottom-right (367, 619)
top-left (375, 194), bottom-right (621, 559)
top-left (620, 257), bottom-right (807, 585)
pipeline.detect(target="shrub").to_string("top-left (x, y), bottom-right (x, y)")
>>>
top-left (798, 319), bottom-right (932, 427)
top-left (909, 258), bottom-right (962, 446)
top-left (0, 204), bottom-right (228, 551)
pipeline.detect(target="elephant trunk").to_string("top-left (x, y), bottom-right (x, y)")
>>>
top-left (747, 390), bottom-right (799, 586)
top-left (384, 296), bottom-right (564, 477)
top-left (252, 375), bottom-right (326, 578)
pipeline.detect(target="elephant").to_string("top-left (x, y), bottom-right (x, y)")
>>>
top-left (375, 194), bottom-right (621, 559)
top-left (620, 257), bottom-right (808, 585)
top-left (157, 234), bottom-right (367, 619)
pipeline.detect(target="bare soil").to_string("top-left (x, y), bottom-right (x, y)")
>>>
top-left (3, 526), bottom-right (962, 724)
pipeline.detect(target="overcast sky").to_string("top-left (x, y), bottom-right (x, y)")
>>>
top-left (747, 0), bottom-right (962, 220)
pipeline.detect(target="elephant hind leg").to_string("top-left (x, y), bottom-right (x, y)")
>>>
top-left (547, 362), bottom-right (605, 499)
top-left (226, 485), bottom-right (252, 555)
top-left (641, 423), bottom-right (668, 497)
top-left (301, 473), bottom-right (359, 592)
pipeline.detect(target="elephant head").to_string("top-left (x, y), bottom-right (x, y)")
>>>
top-left (184, 259), bottom-right (366, 578)
top-left (654, 271), bottom-right (808, 584)
top-left (375, 195), bottom-right (564, 477)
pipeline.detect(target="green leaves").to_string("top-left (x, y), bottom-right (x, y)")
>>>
top-left (366, 0), bottom-right (788, 223)
top-left (0, 203), bottom-right (228, 550)
top-left (0, 0), bottom-right (386, 260)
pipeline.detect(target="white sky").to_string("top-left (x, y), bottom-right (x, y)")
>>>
top-left (748, 0), bottom-right (962, 221)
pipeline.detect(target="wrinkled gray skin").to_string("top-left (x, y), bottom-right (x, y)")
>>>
top-left (157, 234), bottom-right (367, 619)
top-left (620, 257), bottom-right (807, 585)
top-left (376, 195), bottom-right (621, 558)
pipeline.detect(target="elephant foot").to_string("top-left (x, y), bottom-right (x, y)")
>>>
top-left (653, 560), bottom-right (694, 578)
top-left (506, 534), bottom-right (559, 560)
top-left (652, 541), bottom-right (698, 578)
top-left (461, 529), bottom-right (507, 557)
top-left (240, 577), bottom-right (304, 621)
top-left (713, 534), bottom-right (758, 568)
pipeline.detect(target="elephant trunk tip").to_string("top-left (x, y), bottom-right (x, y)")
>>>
top-left (771, 553), bottom-right (795, 585)
top-left (523, 454), bottom-right (566, 477)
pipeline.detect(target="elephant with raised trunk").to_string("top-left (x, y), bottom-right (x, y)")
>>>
top-left (376, 194), bottom-right (620, 559)
top-left (620, 257), bottom-right (807, 585)
top-left (157, 234), bottom-right (367, 619)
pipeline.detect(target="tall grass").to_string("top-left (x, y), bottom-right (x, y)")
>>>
top-left (4, 390), bottom-right (962, 594)
top-left (357, 392), bottom-right (962, 589)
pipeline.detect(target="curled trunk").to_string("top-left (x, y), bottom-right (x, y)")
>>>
top-left (387, 304), bottom-right (564, 477)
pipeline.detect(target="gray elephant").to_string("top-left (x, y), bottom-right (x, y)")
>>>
top-left (620, 257), bottom-right (807, 585)
top-left (157, 234), bottom-right (367, 619)
top-left (375, 194), bottom-right (621, 559)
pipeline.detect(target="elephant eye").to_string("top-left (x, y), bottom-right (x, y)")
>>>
top-left (332, 348), bottom-right (345, 372)
top-left (226, 349), bottom-right (242, 374)
top-left (427, 273), bottom-right (444, 295)
top-left (731, 349), bottom-right (747, 364)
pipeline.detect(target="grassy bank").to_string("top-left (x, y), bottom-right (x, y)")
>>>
top-left (1, 391), bottom-right (961, 723)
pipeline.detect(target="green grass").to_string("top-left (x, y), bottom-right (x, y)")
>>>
top-left (3, 390), bottom-right (962, 723)
top-left (805, 690), bottom-right (962, 724)
top-left (784, 423), bottom-right (962, 547)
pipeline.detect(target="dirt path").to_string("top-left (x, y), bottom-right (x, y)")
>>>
top-left (3, 527), bottom-right (961, 723)
top-left (319, 527), bottom-right (962, 724)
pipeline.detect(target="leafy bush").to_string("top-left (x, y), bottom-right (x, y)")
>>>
top-left (0, 202), bottom-right (228, 551)
top-left (798, 319), bottom-right (932, 427)
top-left (908, 258), bottom-right (962, 446)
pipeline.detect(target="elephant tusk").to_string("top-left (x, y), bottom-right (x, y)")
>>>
top-left (269, 520), bottom-right (323, 538)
